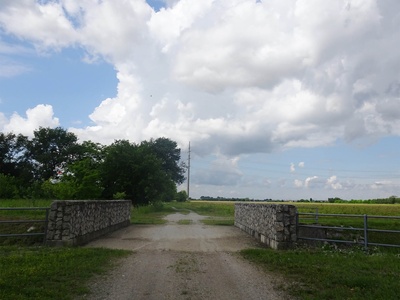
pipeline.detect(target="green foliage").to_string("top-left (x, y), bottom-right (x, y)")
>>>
top-left (141, 137), bottom-right (186, 185)
top-left (113, 191), bottom-right (126, 200)
top-left (176, 190), bottom-right (188, 202)
top-left (27, 127), bottom-right (80, 182)
top-left (0, 246), bottom-right (130, 300)
top-left (41, 180), bottom-right (76, 200)
top-left (0, 128), bottom-right (184, 203)
top-left (241, 247), bottom-right (400, 300)
top-left (101, 140), bottom-right (177, 205)
top-left (0, 174), bottom-right (19, 198)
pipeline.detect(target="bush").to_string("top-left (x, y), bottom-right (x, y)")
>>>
top-left (0, 174), bottom-right (18, 199)
top-left (176, 190), bottom-right (188, 202)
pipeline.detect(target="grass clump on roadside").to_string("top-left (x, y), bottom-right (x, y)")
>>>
top-left (0, 246), bottom-right (131, 300)
top-left (177, 219), bottom-right (193, 225)
top-left (201, 218), bottom-right (234, 226)
top-left (241, 246), bottom-right (400, 300)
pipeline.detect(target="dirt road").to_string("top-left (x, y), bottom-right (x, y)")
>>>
top-left (82, 211), bottom-right (290, 300)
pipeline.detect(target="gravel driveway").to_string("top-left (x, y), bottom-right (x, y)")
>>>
top-left (81, 212), bottom-right (291, 300)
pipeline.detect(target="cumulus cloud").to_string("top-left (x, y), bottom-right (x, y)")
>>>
top-left (294, 179), bottom-right (303, 188)
top-left (290, 161), bottom-right (305, 173)
top-left (304, 176), bottom-right (319, 188)
top-left (1, 0), bottom-right (400, 157)
top-left (326, 175), bottom-right (343, 190)
top-left (193, 155), bottom-right (243, 186)
top-left (2, 104), bottom-right (60, 137)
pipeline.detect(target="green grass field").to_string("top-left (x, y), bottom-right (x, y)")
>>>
top-left (0, 246), bottom-right (130, 300)
top-left (241, 247), bottom-right (400, 300)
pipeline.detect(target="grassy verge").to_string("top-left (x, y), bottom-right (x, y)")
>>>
top-left (130, 204), bottom-right (175, 224)
top-left (201, 218), bottom-right (234, 226)
top-left (168, 201), bottom-right (234, 217)
top-left (241, 246), bottom-right (400, 300)
top-left (0, 246), bottom-right (131, 300)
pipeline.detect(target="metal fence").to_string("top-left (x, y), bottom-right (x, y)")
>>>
top-left (0, 207), bottom-right (50, 244)
top-left (296, 211), bottom-right (400, 250)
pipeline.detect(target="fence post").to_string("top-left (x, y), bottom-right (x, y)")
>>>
top-left (315, 208), bottom-right (319, 224)
top-left (363, 214), bottom-right (368, 251)
top-left (43, 208), bottom-right (50, 245)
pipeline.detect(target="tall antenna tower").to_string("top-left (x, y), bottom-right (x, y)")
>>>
top-left (187, 142), bottom-right (191, 200)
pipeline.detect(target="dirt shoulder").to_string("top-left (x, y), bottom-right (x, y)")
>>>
top-left (81, 212), bottom-right (291, 300)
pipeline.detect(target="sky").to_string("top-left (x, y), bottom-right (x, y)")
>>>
top-left (0, 0), bottom-right (400, 200)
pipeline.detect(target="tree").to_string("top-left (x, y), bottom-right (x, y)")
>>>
top-left (60, 141), bottom-right (105, 199)
top-left (27, 127), bottom-right (81, 182)
top-left (142, 137), bottom-right (186, 185)
top-left (0, 132), bottom-right (29, 177)
top-left (0, 174), bottom-right (19, 198)
top-left (101, 140), bottom-right (177, 205)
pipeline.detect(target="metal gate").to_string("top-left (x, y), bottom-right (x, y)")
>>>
top-left (296, 212), bottom-right (400, 250)
top-left (0, 207), bottom-right (50, 244)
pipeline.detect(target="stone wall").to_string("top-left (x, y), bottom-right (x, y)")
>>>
top-left (46, 200), bottom-right (131, 246)
top-left (234, 203), bottom-right (297, 249)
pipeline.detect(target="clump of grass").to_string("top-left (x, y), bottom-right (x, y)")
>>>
top-left (201, 218), bottom-right (234, 226)
top-left (241, 247), bottom-right (400, 300)
top-left (0, 246), bottom-right (130, 300)
top-left (177, 219), bottom-right (192, 225)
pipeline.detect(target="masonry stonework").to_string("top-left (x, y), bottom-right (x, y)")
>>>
top-left (46, 200), bottom-right (131, 246)
top-left (234, 203), bottom-right (297, 249)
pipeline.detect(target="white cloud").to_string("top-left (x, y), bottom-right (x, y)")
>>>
top-left (1, 104), bottom-right (60, 137)
top-left (326, 175), bottom-right (343, 190)
top-left (298, 162), bottom-right (305, 168)
top-left (294, 179), bottom-right (303, 188)
top-left (305, 176), bottom-right (319, 188)
top-left (1, 0), bottom-right (400, 157)
top-left (370, 180), bottom-right (393, 190)
top-left (193, 155), bottom-right (243, 186)
top-left (0, 1), bottom-right (78, 50)
top-left (290, 163), bottom-right (295, 173)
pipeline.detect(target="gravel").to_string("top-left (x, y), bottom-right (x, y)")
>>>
top-left (80, 212), bottom-right (292, 300)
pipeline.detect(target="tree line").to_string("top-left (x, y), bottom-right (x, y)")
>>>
top-left (0, 127), bottom-right (187, 205)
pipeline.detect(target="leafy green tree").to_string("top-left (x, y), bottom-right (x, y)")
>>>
top-left (0, 132), bottom-right (33, 197)
top-left (0, 132), bottom-right (30, 176)
top-left (0, 174), bottom-right (19, 198)
top-left (27, 127), bottom-right (81, 182)
top-left (101, 140), bottom-right (177, 205)
top-left (41, 179), bottom-right (76, 200)
top-left (142, 137), bottom-right (186, 185)
top-left (59, 141), bottom-right (104, 199)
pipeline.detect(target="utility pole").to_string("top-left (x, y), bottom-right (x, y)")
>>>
top-left (187, 142), bottom-right (191, 200)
